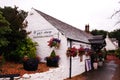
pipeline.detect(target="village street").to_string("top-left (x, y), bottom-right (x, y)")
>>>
top-left (65, 55), bottom-right (120, 80)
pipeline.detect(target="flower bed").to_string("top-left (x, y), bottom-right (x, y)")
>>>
top-left (0, 61), bottom-right (49, 76)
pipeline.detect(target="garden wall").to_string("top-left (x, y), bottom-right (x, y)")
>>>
top-left (22, 66), bottom-right (67, 80)
top-left (21, 55), bottom-right (90, 80)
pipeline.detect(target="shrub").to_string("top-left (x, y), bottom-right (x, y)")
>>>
top-left (115, 48), bottom-right (120, 59)
top-left (4, 37), bottom-right (37, 63)
top-left (107, 50), bottom-right (115, 55)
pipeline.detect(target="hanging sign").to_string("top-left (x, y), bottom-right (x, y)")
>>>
top-left (33, 29), bottom-right (56, 38)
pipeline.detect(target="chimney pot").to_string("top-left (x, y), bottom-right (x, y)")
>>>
top-left (85, 24), bottom-right (89, 33)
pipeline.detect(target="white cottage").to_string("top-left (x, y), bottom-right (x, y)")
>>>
top-left (105, 35), bottom-right (118, 51)
top-left (24, 8), bottom-right (92, 79)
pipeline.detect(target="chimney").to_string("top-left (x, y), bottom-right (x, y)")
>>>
top-left (85, 24), bottom-right (89, 33)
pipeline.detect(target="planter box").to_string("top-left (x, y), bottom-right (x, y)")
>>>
top-left (23, 58), bottom-right (39, 71)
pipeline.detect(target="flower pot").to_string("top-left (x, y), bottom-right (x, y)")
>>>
top-left (45, 50), bottom-right (60, 67)
top-left (93, 62), bottom-right (98, 70)
top-left (23, 58), bottom-right (39, 71)
top-left (98, 61), bottom-right (103, 67)
top-left (46, 58), bottom-right (59, 67)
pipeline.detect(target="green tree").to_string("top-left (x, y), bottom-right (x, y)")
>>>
top-left (0, 6), bottom-right (37, 62)
top-left (0, 6), bottom-right (28, 56)
top-left (0, 11), bottom-right (11, 55)
top-left (8, 37), bottom-right (37, 62)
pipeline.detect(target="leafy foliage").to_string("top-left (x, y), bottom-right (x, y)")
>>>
top-left (4, 38), bottom-right (37, 62)
top-left (115, 48), bottom-right (120, 59)
top-left (0, 6), bottom-right (37, 62)
top-left (50, 50), bottom-right (56, 57)
top-left (0, 11), bottom-right (11, 50)
top-left (0, 6), bottom-right (28, 54)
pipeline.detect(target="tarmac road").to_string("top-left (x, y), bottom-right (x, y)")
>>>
top-left (65, 58), bottom-right (120, 80)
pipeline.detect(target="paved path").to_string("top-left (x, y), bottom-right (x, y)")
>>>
top-left (65, 55), bottom-right (120, 80)
top-left (82, 60), bottom-right (117, 80)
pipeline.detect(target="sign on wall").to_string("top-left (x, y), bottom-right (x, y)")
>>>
top-left (33, 28), bottom-right (57, 38)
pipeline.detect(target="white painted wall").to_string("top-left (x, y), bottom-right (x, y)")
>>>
top-left (24, 8), bottom-right (91, 79)
top-left (71, 55), bottom-right (90, 77)
top-left (105, 36), bottom-right (117, 50)
top-left (66, 41), bottom-right (91, 77)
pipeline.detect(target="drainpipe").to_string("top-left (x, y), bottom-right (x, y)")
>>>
top-left (69, 39), bottom-right (72, 79)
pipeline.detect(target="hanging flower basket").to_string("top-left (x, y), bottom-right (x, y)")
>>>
top-left (84, 48), bottom-right (91, 56)
top-left (45, 50), bottom-right (60, 67)
top-left (78, 47), bottom-right (85, 56)
top-left (48, 38), bottom-right (61, 48)
top-left (66, 47), bottom-right (77, 57)
top-left (78, 47), bottom-right (85, 62)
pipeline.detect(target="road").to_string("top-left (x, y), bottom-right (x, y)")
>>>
top-left (65, 55), bottom-right (120, 80)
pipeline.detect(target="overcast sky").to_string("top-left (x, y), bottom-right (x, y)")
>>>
top-left (0, 0), bottom-right (120, 32)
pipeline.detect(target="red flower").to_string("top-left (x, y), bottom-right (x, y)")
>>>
top-left (66, 47), bottom-right (77, 57)
top-left (78, 47), bottom-right (85, 56)
top-left (48, 38), bottom-right (61, 48)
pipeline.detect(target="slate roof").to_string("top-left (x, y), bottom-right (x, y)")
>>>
top-left (89, 35), bottom-right (105, 44)
top-left (34, 9), bottom-right (93, 43)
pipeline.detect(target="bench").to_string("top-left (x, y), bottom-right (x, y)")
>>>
top-left (0, 74), bottom-right (20, 80)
